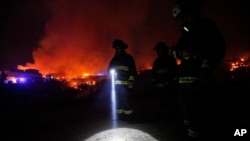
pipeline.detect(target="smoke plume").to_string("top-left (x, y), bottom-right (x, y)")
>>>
top-left (18, 0), bottom-right (180, 77)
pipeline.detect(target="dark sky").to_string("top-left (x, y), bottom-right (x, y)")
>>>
top-left (0, 0), bottom-right (249, 75)
top-left (0, 0), bottom-right (50, 69)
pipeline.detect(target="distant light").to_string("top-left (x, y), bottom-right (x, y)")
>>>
top-left (176, 59), bottom-right (182, 65)
top-left (9, 77), bottom-right (17, 84)
top-left (19, 77), bottom-right (26, 83)
top-left (85, 128), bottom-right (157, 141)
top-left (183, 26), bottom-right (189, 32)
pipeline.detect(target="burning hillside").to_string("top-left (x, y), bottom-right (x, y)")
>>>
top-left (17, 0), bottom-right (170, 78)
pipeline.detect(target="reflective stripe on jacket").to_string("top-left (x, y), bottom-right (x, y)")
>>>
top-left (115, 80), bottom-right (128, 85)
top-left (115, 65), bottom-right (129, 71)
top-left (117, 109), bottom-right (133, 115)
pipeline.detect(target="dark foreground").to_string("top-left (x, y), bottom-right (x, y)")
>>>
top-left (1, 77), bottom-right (250, 141)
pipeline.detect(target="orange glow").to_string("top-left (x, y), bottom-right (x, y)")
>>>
top-left (229, 57), bottom-right (248, 71)
top-left (71, 82), bottom-right (78, 89)
top-left (16, 0), bottom-right (168, 81)
top-left (145, 64), bottom-right (152, 70)
top-left (82, 73), bottom-right (90, 78)
top-left (85, 80), bottom-right (97, 85)
top-left (176, 59), bottom-right (181, 65)
top-left (17, 65), bottom-right (27, 71)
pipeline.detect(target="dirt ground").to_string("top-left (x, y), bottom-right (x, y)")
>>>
top-left (1, 77), bottom-right (250, 141)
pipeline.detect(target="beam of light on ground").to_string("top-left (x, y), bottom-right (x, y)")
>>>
top-left (110, 69), bottom-right (117, 128)
top-left (84, 128), bottom-right (158, 141)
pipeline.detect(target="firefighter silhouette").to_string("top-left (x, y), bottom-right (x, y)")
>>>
top-left (107, 39), bottom-right (137, 122)
top-left (151, 42), bottom-right (178, 115)
top-left (172, 0), bottom-right (226, 140)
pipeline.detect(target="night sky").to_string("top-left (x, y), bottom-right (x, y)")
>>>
top-left (0, 0), bottom-right (249, 76)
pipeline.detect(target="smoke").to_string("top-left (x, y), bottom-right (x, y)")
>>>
top-left (18, 0), bottom-right (180, 77)
top-left (18, 0), bottom-right (157, 77)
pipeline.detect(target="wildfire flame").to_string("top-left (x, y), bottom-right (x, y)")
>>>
top-left (16, 0), bottom-right (159, 79)
top-left (13, 0), bottom-right (183, 82)
top-left (230, 57), bottom-right (248, 71)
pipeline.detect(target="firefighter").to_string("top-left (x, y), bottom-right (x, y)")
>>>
top-left (172, 0), bottom-right (226, 140)
top-left (152, 42), bottom-right (178, 115)
top-left (107, 39), bottom-right (137, 122)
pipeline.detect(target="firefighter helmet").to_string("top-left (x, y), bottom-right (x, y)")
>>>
top-left (154, 42), bottom-right (169, 51)
top-left (112, 39), bottom-right (128, 49)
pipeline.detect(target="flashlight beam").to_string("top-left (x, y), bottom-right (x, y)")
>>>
top-left (110, 69), bottom-right (117, 128)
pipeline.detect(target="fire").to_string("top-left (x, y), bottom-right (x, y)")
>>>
top-left (82, 73), bottom-right (90, 78)
top-left (67, 77), bottom-right (97, 89)
top-left (229, 57), bottom-right (249, 71)
top-left (15, 0), bottom-right (165, 81)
